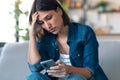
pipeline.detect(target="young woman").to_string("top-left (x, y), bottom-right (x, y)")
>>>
top-left (27, 0), bottom-right (108, 80)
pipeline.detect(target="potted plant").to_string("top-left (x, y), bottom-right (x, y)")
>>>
top-left (13, 0), bottom-right (29, 42)
top-left (96, 0), bottom-right (109, 12)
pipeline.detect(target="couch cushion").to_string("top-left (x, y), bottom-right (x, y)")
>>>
top-left (0, 41), bottom-right (30, 80)
top-left (99, 40), bottom-right (120, 80)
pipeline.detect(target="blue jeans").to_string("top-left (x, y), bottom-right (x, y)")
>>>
top-left (26, 72), bottom-right (87, 80)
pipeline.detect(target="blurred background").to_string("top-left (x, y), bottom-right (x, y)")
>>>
top-left (0, 0), bottom-right (120, 80)
top-left (0, 0), bottom-right (33, 43)
top-left (0, 0), bottom-right (120, 43)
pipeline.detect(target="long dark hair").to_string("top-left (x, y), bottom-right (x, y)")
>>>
top-left (29, 0), bottom-right (70, 40)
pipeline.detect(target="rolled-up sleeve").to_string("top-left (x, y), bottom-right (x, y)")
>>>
top-left (83, 26), bottom-right (99, 75)
top-left (28, 59), bottom-right (43, 72)
top-left (28, 41), bottom-right (45, 72)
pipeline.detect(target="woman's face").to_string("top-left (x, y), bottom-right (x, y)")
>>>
top-left (37, 8), bottom-right (64, 34)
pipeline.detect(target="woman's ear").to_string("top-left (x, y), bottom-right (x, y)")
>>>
top-left (56, 7), bottom-right (62, 16)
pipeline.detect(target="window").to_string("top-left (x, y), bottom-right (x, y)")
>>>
top-left (0, 0), bottom-right (33, 42)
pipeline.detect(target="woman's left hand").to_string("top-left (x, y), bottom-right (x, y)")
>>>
top-left (46, 60), bottom-right (69, 78)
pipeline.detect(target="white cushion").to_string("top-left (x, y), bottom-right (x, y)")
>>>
top-left (0, 41), bottom-right (30, 80)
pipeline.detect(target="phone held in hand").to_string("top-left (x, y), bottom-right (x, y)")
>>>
top-left (40, 59), bottom-right (57, 69)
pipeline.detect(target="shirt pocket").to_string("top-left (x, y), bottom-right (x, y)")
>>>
top-left (71, 50), bottom-right (84, 67)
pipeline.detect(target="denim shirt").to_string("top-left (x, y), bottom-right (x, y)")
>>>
top-left (28, 22), bottom-right (108, 80)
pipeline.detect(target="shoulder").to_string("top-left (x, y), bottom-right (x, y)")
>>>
top-left (69, 22), bottom-right (95, 34)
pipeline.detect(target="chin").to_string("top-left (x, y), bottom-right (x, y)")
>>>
top-left (52, 32), bottom-right (57, 35)
top-left (51, 31), bottom-right (58, 35)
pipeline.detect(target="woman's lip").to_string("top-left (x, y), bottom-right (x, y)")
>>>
top-left (49, 27), bottom-right (56, 32)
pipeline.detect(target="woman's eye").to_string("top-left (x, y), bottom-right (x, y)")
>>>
top-left (37, 20), bottom-right (44, 25)
top-left (46, 15), bottom-right (52, 20)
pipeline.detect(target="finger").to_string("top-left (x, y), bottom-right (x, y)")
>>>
top-left (49, 65), bottom-right (60, 69)
top-left (47, 66), bottom-right (67, 74)
top-left (50, 64), bottom-right (66, 71)
top-left (56, 60), bottom-right (63, 64)
top-left (32, 12), bottom-right (38, 23)
top-left (47, 68), bottom-right (64, 73)
top-left (32, 12), bottom-right (38, 18)
top-left (49, 64), bottom-right (65, 71)
top-left (48, 72), bottom-right (66, 78)
top-left (49, 71), bottom-right (67, 76)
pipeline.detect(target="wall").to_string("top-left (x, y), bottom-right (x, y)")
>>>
top-left (68, 0), bottom-right (120, 34)
top-left (88, 0), bottom-right (120, 7)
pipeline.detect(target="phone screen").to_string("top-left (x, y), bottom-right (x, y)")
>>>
top-left (40, 59), bottom-right (57, 69)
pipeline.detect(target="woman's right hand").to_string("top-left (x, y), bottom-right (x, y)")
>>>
top-left (28, 12), bottom-right (42, 64)
top-left (29, 12), bottom-right (41, 36)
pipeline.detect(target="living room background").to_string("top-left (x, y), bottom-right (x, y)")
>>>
top-left (0, 0), bottom-right (120, 42)
top-left (0, 0), bottom-right (33, 42)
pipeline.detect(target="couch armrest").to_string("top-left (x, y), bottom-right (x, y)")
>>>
top-left (99, 40), bottom-right (120, 80)
top-left (0, 41), bottom-right (30, 80)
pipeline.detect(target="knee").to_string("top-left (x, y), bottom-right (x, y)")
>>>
top-left (67, 74), bottom-right (87, 80)
top-left (26, 72), bottom-right (42, 80)
top-left (26, 72), bottom-right (50, 80)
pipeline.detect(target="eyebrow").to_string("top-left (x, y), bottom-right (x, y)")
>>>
top-left (45, 14), bottom-right (52, 19)
top-left (38, 10), bottom-right (55, 21)
top-left (39, 13), bottom-right (52, 21)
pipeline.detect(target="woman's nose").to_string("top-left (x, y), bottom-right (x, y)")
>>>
top-left (44, 22), bottom-right (51, 29)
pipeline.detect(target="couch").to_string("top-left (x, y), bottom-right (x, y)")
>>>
top-left (0, 41), bottom-right (30, 80)
top-left (98, 40), bottom-right (120, 80)
top-left (0, 40), bottom-right (120, 80)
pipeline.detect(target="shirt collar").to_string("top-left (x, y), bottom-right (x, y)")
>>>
top-left (67, 23), bottom-right (75, 43)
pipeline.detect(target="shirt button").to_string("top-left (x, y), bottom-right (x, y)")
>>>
top-left (78, 54), bottom-right (80, 56)
top-left (56, 48), bottom-right (59, 51)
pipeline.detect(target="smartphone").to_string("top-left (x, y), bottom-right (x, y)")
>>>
top-left (40, 59), bottom-right (57, 69)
